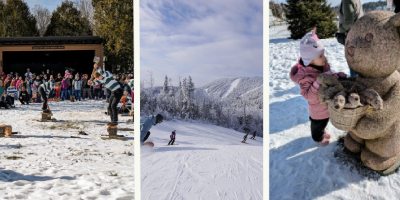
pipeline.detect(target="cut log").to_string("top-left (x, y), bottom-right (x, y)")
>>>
top-left (41, 112), bottom-right (52, 121)
top-left (0, 124), bottom-right (12, 137)
top-left (107, 124), bottom-right (118, 136)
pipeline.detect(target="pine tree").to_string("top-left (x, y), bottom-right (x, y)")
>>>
top-left (1, 0), bottom-right (38, 37)
top-left (163, 75), bottom-right (169, 94)
top-left (92, 0), bottom-right (133, 72)
top-left (45, 1), bottom-right (92, 36)
top-left (187, 76), bottom-right (195, 119)
top-left (284, 0), bottom-right (337, 39)
top-left (181, 78), bottom-right (189, 119)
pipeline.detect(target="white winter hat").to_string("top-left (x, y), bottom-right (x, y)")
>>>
top-left (299, 31), bottom-right (325, 66)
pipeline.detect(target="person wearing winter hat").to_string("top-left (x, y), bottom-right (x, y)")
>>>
top-left (140, 114), bottom-right (164, 146)
top-left (168, 130), bottom-right (176, 145)
top-left (289, 30), bottom-right (347, 146)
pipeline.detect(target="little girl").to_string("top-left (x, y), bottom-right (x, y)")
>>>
top-left (289, 31), bottom-right (345, 145)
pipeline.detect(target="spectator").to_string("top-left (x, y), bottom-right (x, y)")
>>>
top-left (82, 74), bottom-right (91, 100)
top-left (73, 74), bottom-right (82, 101)
top-left (25, 68), bottom-right (32, 80)
top-left (336, 0), bottom-right (363, 77)
top-left (0, 79), bottom-right (4, 97)
top-left (19, 86), bottom-right (29, 105)
top-left (61, 77), bottom-right (69, 101)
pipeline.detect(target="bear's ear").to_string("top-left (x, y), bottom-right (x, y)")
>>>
top-left (389, 13), bottom-right (400, 27)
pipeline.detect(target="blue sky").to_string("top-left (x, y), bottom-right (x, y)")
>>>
top-left (140, 0), bottom-right (263, 87)
top-left (273, 0), bottom-right (382, 6)
top-left (25, 0), bottom-right (63, 12)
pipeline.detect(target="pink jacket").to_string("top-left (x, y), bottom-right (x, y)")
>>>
top-left (16, 80), bottom-right (23, 89)
top-left (289, 62), bottom-right (331, 120)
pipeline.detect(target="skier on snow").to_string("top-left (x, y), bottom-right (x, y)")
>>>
top-left (168, 130), bottom-right (176, 145)
top-left (250, 131), bottom-right (256, 140)
top-left (242, 127), bottom-right (250, 143)
top-left (140, 114), bottom-right (164, 145)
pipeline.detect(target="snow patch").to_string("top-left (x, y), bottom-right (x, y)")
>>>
top-left (141, 120), bottom-right (262, 199)
top-left (0, 100), bottom-right (134, 199)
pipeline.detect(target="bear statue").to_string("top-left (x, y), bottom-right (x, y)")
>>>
top-left (340, 11), bottom-right (400, 174)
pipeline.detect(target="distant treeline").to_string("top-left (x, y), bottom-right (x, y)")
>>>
top-left (271, 0), bottom-right (388, 20)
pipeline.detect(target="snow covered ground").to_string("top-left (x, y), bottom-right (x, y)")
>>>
top-left (141, 120), bottom-right (262, 200)
top-left (0, 100), bottom-right (134, 200)
top-left (270, 24), bottom-right (400, 199)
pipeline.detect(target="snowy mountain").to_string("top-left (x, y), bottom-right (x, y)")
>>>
top-left (141, 119), bottom-right (262, 200)
top-left (199, 77), bottom-right (263, 110)
top-left (270, 24), bottom-right (400, 199)
top-left (141, 76), bottom-right (263, 136)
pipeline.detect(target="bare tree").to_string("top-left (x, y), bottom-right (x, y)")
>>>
top-left (32, 5), bottom-right (51, 37)
top-left (74, 0), bottom-right (94, 31)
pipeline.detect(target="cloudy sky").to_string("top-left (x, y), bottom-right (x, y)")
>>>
top-left (273, 0), bottom-right (381, 6)
top-left (25, 0), bottom-right (63, 12)
top-left (140, 0), bottom-right (263, 87)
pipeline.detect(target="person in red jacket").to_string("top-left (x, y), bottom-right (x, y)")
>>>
top-left (168, 130), bottom-right (176, 145)
top-left (289, 31), bottom-right (346, 146)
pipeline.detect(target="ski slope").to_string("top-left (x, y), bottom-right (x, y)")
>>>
top-left (0, 101), bottom-right (134, 200)
top-left (222, 78), bottom-right (241, 99)
top-left (270, 24), bottom-right (400, 199)
top-left (141, 120), bottom-right (262, 200)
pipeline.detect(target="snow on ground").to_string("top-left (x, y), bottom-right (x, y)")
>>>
top-left (141, 120), bottom-right (262, 200)
top-left (270, 24), bottom-right (400, 200)
top-left (222, 78), bottom-right (241, 99)
top-left (0, 100), bottom-right (134, 200)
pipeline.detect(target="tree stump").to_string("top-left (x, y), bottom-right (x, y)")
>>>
top-left (41, 111), bottom-right (52, 121)
top-left (0, 124), bottom-right (12, 137)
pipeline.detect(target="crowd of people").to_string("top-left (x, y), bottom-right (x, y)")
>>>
top-left (0, 67), bottom-right (134, 113)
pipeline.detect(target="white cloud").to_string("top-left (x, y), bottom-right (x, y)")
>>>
top-left (140, 0), bottom-right (263, 87)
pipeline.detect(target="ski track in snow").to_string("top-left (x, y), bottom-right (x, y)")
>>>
top-left (270, 24), bottom-right (400, 200)
top-left (141, 120), bottom-right (262, 200)
top-left (0, 100), bottom-right (134, 200)
top-left (222, 78), bottom-right (241, 99)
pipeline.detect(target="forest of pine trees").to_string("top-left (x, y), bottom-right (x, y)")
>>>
top-left (141, 76), bottom-right (263, 137)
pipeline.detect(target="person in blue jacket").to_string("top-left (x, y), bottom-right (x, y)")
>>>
top-left (140, 114), bottom-right (164, 144)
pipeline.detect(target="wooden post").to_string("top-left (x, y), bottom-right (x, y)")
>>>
top-left (107, 124), bottom-right (118, 136)
top-left (41, 111), bottom-right (52, 121)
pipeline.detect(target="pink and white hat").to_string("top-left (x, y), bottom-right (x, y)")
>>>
top-left (300, 31), bottom-right (325, 66)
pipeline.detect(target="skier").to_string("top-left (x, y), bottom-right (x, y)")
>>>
top-left (241, 126), bottom-right (251, 143)
top-left (140, 114), bottom-right (164, 145)
top-left (168, 130), bottom-right (176, 145)
top-left (38, 80), bottom-right (55, 112)
top-left (242, 132), bottom-right (249, 143)
top-left (250, 131), bottom-right (256, 140)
